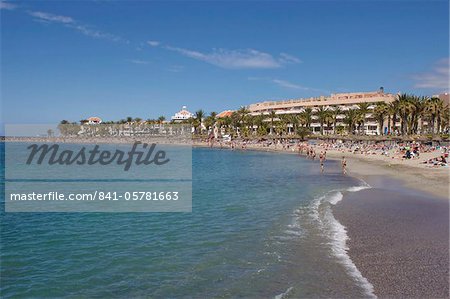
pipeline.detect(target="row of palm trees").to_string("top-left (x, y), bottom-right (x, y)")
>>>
top-left (61, 94), bottom-right (448, 138)
top-left (185, 94), bottom-right (448, 137)
top-left (100, 116), bottom-right (167, 125)
top-left (63, 116), bottom-right (168, 126)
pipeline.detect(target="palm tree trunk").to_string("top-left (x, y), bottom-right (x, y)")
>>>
top-left (431, 115), bottom-right (436, 134)
top-left (387, 115), bottom-right (391, 135)
top-left (379, 115), bottom-right (384, 135)
top-left (392, 113), bottom-right (397, 134)
top-left (437, 112), bottom-right (441, 134)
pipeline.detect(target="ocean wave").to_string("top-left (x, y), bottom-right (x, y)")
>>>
top-left (309, 183), bottom-right (376, 298)
top-left (346, 181), bottom-right (371, 193)
top-left (326, 191), bottom-right (344, 205)
top-left (323, 192), bottom-right (376, 298)
top-left (274, 286), bottom-right (294, 299)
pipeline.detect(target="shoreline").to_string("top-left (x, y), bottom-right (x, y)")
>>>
top-left (194, 142), bottom-right (449, 297)
top-left (323, 149), bottom-right (449, 200)
top-left (333, 187), bottom-right (449, 298)
top-left (3, 138), bottom-right (449, 297)
top-left (196, 141), bottom-right (449, 200)
top-left (3, 137), bottom-right (448, 199)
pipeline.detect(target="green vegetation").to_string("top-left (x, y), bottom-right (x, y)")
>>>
top-left (60, 93), bottom-right (448, 140)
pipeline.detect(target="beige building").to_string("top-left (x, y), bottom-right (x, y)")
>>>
top-left (247, 88), bottom-right (396, 135)
top-left (434, 92), bottom-right (449, 106)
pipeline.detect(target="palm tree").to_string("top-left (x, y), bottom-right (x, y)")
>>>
top-left (300, 108), bottom-right (313, 128)
top-left (387, 100), bottom-right (399, 135)
top-left (246, 115), bottom-right (257, 135)
top-left (440, 104), bottom-right (449, 133)
top-left (287, 114), bottom-right (299, 135)
top-left (344, 109), bottom-right (360, 134)
top-left (330, 106), bottom-right (342, 135)
top-left (201, 112), bottom-right (217, 133)
top-left (278, 114), bottom-right (287, 135)
top-left (268, 110), bottom-right (277, 135)
top-left (254, 113), bottom-right (264, 127)
top-left (218, 115), bottom-right (232, 135)
top-left (325, 112), bottom-right (334, 135)
top-left (253, 113), bottom-right (265, 136)
top-left (356, 102), bottom-right (371, 134)
top-left (396, 94), bottom-right (414, 135)
top-left (257, 124), bottom-right (268, 137)
top-left (297, 127), bottom-right (311, 140)
top-left (194, 110), bottom-right (205, 134)
top-left (237, 107), bottom-right (250, 131)
top-left (157, 116), bottom-right (166, 124)
top-left (372, 103), bottom-right (388, 135)
top-left (230, 111), bottom-right (241, 136)
top-left (425, 97), bottom-right (444, 134)
top-left (195, 110), bottom-right (205, 122)
top-left (189, 118), bottom-right (200, 134)
top-left (408, 96), bottom-right (427, 135)
top-left (315, 106), bottom-right (328, 135)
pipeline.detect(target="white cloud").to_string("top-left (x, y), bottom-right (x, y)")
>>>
top-left (167, 65), bottom-right (184, 72)
top-left (279, 53), bottom-right (302, 64)
top-left (147, 40), bottom-right (160, 47)
top-left (272, 79), bottom-right (305, 90)
top-left (27, 10), bottom-right (125, 43)
top-left (250, 77), bottom-right (328, 93)
top-left (28, 11), bottom-right (74, 24)
top-left (154, 43), bottom-right (302, 69)
top-left (128, 59), bottom-right (150, 65)
top-left (413, 58), bottom-right (449, 91)
top-left (69, 24), bottom-right (123, 42)
top-left (0, 1), bottom-right (17, 10)
top-left (247, 76), bottom-right (263, 81)
top-left (164, 46), bottom-right (282, 69)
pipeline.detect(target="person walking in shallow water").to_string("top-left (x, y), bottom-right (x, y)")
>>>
top-left (319, 152), bottom-right (325, 173)
top-left (341, 156), bottom-right (347, 174)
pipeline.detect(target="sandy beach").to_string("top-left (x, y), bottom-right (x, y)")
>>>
top-left (323, 148), bottom-right (449, 200)
top-left (333, 187), bottom-right (449, 298)
top-left (316, 145), bottom-right (449, 297)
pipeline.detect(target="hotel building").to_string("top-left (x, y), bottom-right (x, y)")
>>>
top-left (171, 106), bottom-right (194, 122)
top-left (247, 88), bottom-right (396, 135)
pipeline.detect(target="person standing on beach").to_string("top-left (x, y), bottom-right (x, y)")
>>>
top-left (341, 156), bottom-right (347, 174)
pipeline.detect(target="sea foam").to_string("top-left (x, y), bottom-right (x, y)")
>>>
top-left (274, 286), bottom-right (294, 299)
top-left (310, 182), bottom-right (376, 298)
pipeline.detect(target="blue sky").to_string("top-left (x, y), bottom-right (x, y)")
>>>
top-left (1, 0), bottom-right (448, 128)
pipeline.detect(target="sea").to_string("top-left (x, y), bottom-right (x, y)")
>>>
top-left (0, 143), bottom-right (375, 298)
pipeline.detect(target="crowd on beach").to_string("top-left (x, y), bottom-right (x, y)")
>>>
top-left (203, 136), bottom-right (449, 170)
top-left (5, 135), bottom-right (449, 171)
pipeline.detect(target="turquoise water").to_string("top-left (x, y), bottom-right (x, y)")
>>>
top-left (1, 145), bottom-right (373, 298)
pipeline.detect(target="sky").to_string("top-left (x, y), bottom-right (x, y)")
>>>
top-left (1, 0), bottom-right (449, 129)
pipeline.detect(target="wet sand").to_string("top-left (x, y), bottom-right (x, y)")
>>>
top-left (333, 184), bottom-right (449, 298)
